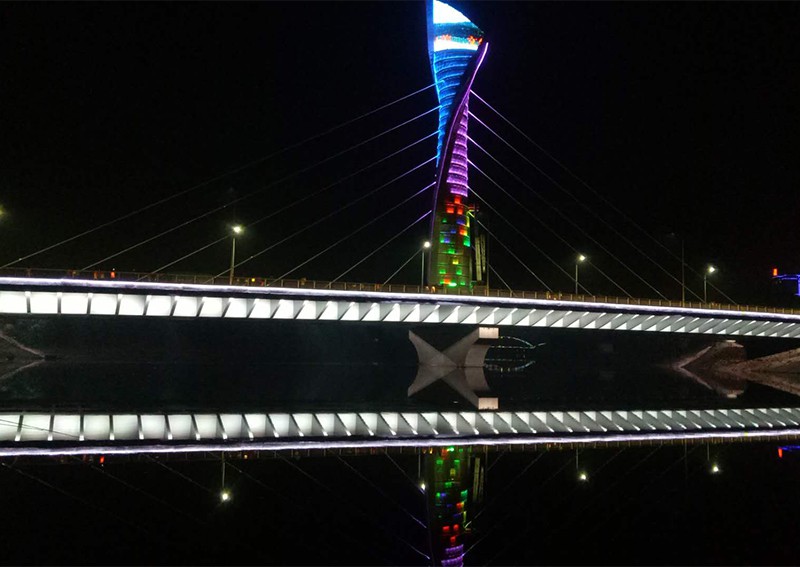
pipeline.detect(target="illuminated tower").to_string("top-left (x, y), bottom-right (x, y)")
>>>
top-left (426, 0), bottom-right (488, 289)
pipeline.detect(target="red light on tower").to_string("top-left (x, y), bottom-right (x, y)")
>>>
top-left (773, 268), bottom-right (779, 277)
top-left (778, 447), bottom-right (784, 459)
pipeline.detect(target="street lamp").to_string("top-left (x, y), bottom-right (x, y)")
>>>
top-left (575, 254), bottom-right (587, 294)
top-left (229, 225), bottom-right (243, 285)
top-left (703, 265), bottom-right (716, 303)
top-left (421, 241), bottom-right (431, 289)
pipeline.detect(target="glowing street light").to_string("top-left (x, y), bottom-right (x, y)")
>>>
top-left (578, 471), bottom-right (588, 482)
top-left (220, 489), bottom-right (231, 502)
top-left (575, 253), bottom-right (587, 295)
top-left (420, 481), bottom-right (426, 493)
top-left (704, 264), bottom-right (717, 303)
top-left (710, 463), bottom-right (721, 475)
top-left (421, 241), bottom-right (431, 289)
top-left (229, 225), bottom-right (244, 285)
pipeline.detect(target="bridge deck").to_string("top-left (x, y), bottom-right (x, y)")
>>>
top-left (2, 268), bottom-right (798, 317)
top-left (2, 275), bottom-right (800, 338)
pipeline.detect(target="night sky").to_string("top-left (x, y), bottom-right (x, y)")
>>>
top-left (2, 2), bottom-right (800, 302)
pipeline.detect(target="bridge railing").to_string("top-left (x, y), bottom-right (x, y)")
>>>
top-left (2, 267), bottom-right (800, 317)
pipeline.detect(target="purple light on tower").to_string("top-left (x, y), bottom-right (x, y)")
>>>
top-left (426, 0), bottom-right (488, 289)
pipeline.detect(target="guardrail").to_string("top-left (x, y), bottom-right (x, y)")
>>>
top-left (2, 267), bottom-right (800, 317)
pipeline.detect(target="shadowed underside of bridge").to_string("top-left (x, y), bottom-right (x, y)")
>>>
top-left (3, 407), bottom-right (800, 457)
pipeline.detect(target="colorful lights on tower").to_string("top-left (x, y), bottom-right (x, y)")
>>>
top-left (426, 0), bottom-right (487, 288)
top-left (425, 446), bottom-right (476, 567)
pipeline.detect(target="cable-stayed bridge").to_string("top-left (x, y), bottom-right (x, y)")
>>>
top-left (4, 4), bottom-right (800, 565)
top-left (2, 0), bottom-right (798, 440)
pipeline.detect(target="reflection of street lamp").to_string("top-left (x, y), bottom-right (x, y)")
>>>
top-left (704, 265), bottom-right (716, 303)
top-left (229, 225), bottom-right (243, 285)
top-left (421, 241), bottom-right (431, 288)
top-left (575, 254), bottom-right (587, 294)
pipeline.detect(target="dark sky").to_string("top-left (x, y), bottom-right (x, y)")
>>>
top-left (2, 1), bottom-right (799, 303)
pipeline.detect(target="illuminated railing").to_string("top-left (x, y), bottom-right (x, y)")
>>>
top-left (2, 267), bottom-right (799, 317)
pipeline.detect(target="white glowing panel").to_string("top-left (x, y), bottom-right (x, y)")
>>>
top-left (61, 293), bottom-right (89, 314)
top-left (194, 414), bottom-right (217, 439)
top-left (248, 299), bottom-right (273, 319)
top-left (114, 415), bottom-right (138, 440)
top-left (273, 300), bottom-right (295, 319)
top-left (381, 413), bottom-right (399, 434)
top-left (145, 295), bottom-right (172, 316)
top-left (402, 413), bottom-right (420, 433)
top-left (337, 413), bottom-right (357, 435)
top-left (140, 415), bottom-right (168, 440)
top-left (440, 412), bottom-right (459, 433)
top-left (20, 414), bottom-right (50, 441)
top-left (359, 413), bottom-right (378, 435)
top-left (270, 414), bottom-right (291, 437)
top-left (168, 415), bottom-right (193, 439)
top-left (199, 297), bottom-right (224, 318)
top-left (316, 413), bottom-right (335, 436)
top-left (224, 298), bottom-right (248, 318)
top-left (119, 295), bottom-right (146, 316)
top-left (296, 302), bottom-right (317, 320)
top-left (293, 414), bottom-right (313, 435)
top-left (0, 415), bottom-right (19, 441)
top-left (0, 291), bottom-right (27, 313)
top-left (83, 415), bottom-right (111, 440)
top-left (90, 293), bottom-right (118, 315)
top-left (29, 292), bottom-right (58, 314)
top-left (172, 296), bottom-right (198, 317)
top-left (52, 415), bottom-right (81, 441)
top-left (244, 414), bottom-right (267, 437)
top-left (219, 414), bottom-right (244, 439)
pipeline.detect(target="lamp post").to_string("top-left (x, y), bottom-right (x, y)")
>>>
top-left (575, 254), bottom-right (587, 294)
top-left (703, 265), bottom-right (716, 303)
top-left (421, 241), bottom-right (431, 289)
top-left (229, 225), bottom-right (243, 285)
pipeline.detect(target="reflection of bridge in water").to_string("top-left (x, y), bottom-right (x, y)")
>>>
top-left (3, 406), bottom-right (800, 457)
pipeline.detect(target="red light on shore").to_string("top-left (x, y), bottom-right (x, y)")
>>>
top-left (773, 268), bottom-right (779, 277)
top-left (778, 448), bottom-right (783, 458)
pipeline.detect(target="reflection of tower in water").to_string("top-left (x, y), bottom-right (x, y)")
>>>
top-left (424, 446), bottom-right (485, 566)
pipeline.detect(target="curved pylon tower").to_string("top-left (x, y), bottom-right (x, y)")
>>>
top-left (426, 0), bottom-right (488, 289)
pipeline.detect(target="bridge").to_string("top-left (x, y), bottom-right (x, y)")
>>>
top-left (3, 3), bottom-right (799, 565)
top-left (3, 274), bottom-right (800, 338)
